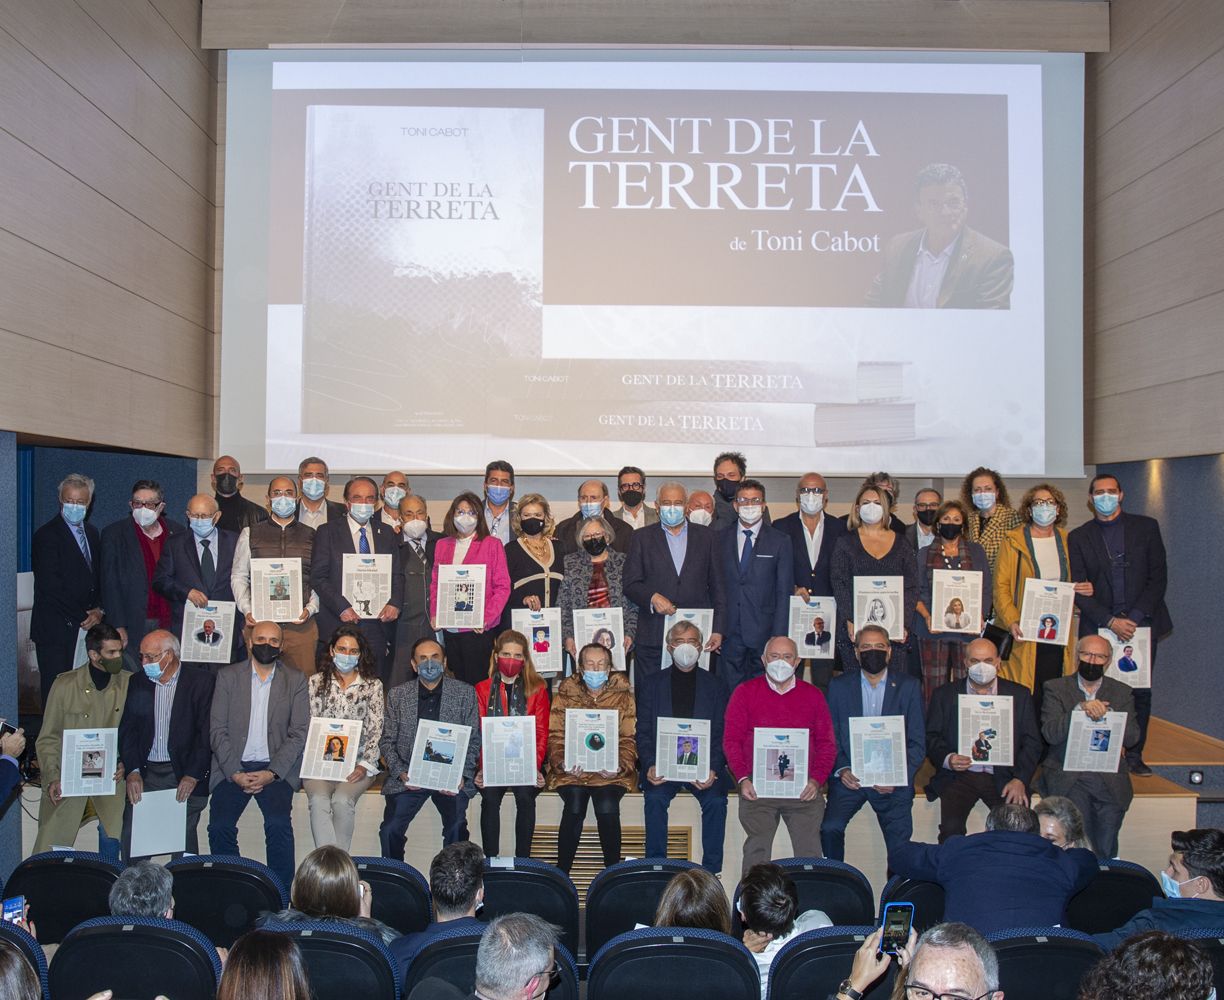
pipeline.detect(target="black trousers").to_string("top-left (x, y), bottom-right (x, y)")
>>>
top-left (935, 771), bottom-right (1004, 842)
top-left (35, 629), bottom-right (79, 707)
top-left (556, 785), bottom-right (625, 873)
top-left (479, 785), bottom-right (540, 858)
top-left (443, 630), bottom-right (497, 686)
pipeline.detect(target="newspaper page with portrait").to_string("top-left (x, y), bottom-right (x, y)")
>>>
top-left (752, 727), bottom-right (808, 799)
top-left (61, 728), bottom-right (119, 798)
top-left (181, 601), bottom-right (236, 663)
top-left (931, 570), bottom-right (984, 634)
top-left (661, 609), bottom-right (714, 669)
top-left (1019, 578), bottom-right (1076, 647)
top-left (512, 607), bottom-right (563, 676)
top-left (436, 564), bottom-right (486, 629)
top-left (788, 595), bottom-right (837, 658)
top-left (251, 557), bottom-right (304, 623)
top-left (342, 554), bottom-right (392, 620)
top-left (1064, 710), bottom-right (1126, 773)
top-left (957, 694), bottom-right (1014, 766)
top-left (481, 715), bottom-right (538, 787)
top-left (1101, 626), bottom-right (1152, 688)
top-left (849, 715), bottom-right (908, 788)
top-left (656, 717), bottom-right (711, 783)
top-left (407, 720), bottom-right (472, 792)
top-left (300, 716), bottom-right (363, 782)
top-left (572, 607), bottom-right (626, 671)
top-left (563, 709), bottom-right (619, 772)
top-left (853, 577), bottom-right (904, 641)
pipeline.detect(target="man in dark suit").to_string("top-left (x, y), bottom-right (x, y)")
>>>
top-left (389, 842), bottom-right (487, 980)
top-left (718, 480), bottom-right (793, 690)
top-left (1039, 635), bottom-right (1140, 860)
top-left (207, 620), bottom-right (308, 887)
top-left (821, 625), bottom-right (926, 861)
top-left (32, 472), bottom-right (104, 705)
top-left (925, 638), bottom-right (1042, 842)
top-left (310, 475), bottom-right (404, 685)
top-left (392, 493), bottom-right (443, 687)
top-left (636, 619), bottom-right (731, 873)
top-left (1068, 472), bottom-right (1171, 776)
top-left (889, 802), bottom-right (1097, 934)
top-left (211, 455), bottom-right (267, 534)
top-left (553, 479), bottom-right (634, 558)
top-left (866, 163), bottom-right (1013, 309)
top-left (612, 466), bottom-right (659, 530)
top-left (711, 451), bottom-right (772, 532)
top-left (296, 456), bottom-right (347, 530)
top-left (905, 488), bottom-right (943, 553)
top-left (152, 494), bottom-right (244, 668)
top-left (624, 482), bottom-right (727, 680)
top-left (119, 629), bottom-right (215, 858)
top-left (101, 479), bottom-right (186, 671)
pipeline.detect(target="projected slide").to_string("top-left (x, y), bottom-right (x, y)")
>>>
top-left (222, 56), bottom-right (1076, 475)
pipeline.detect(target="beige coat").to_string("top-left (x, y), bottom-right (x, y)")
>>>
top-left (546, 673), bottom-right (637, 792)
top-left (34, 664), bottom-right (129, 852)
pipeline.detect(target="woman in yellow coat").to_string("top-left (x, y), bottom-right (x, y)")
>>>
top-left (993, 484), bottom-right (1094, 719)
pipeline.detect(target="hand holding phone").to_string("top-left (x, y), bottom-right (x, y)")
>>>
top-left (879, 901), bottom-right (915, 956)
top-left (2, 895), bottom-right (26, 926)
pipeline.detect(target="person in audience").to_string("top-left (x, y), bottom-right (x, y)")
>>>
top-left (724, 636), bottom-right (835, 868)
top-left (258, 845), bottom-right (396, 944)
top-left (476, 914), bottom-right (559, 1000)
top-left (685, 489), bottom-right (716, 526)
top-left (718, 480), bottom-right (794, 690)
top-left (109, 860), bottom-right (175, 919)
top-left (889, 802), bottom-right (1097, 934)
top-left (217, 930), bottom-right (312, 1000)
top-left (924, 638), bottom-right (1041, 842)
top-left (712, 451), bottom-right (772, 531)
top-left (379, 471), bottom-right (411, 532)
top-left (34, 622), bottom-right (128, 859)
top-left (830, 926), bottom-right (916, 1000)
top-left (100, 479), bottom-right (183, 669)
top-left (296, 456), bottom-right (346, 529)
top-left (738, 862), bottom-right (831, 997)
top-left (310, 475), bottom-right (404, 685)
top-left (653, 868), bottom-right (731, 933)
top-left (474, 631), bottom-right (550, 858)
top-left (1091, 828), bottom-right (1224, 950)
top-left (0, 728), bottom-right (25, 803)
top-left (31, 472), bottom-right (104, 703)
top-left (836, 921), bottom-right (1000, 1000)
top-left (390, 842), bottom-right (487, 974)
top-left (380, 638), bottom-right (479, 856)
top-left (1038, 635), bottom-right (1139, 860)
top-left (207, 620), bottom-right (309, 889)
top-left (907, 488), bottom-right (943, 552)
top-left (554, 479), bottom-right (634, 557)
top-left (614, 466), bottom-right (658, 529)
top-left (1068, 473), bottom-right (1171, 777)
top-left (558, 516), bottom-right (637, 663)
top-left (1033, 796), bottom-right (1093, 851)
top-left (231, 476), bottom-right (319, 675)
top-left (547, 642), bottom-right (636, 873)
top-left (303, 625), bottom-right (384, 851)
top-left (637, 620), bottom-right (731, 874)
top-left (483, 460), bottom-right (517, 544)
top-left (501, 494), bottom-right (564, 631)
top-left (119, 630), bottom-right (215, 859)
top-left (429, 491), bottom-right (511, 685)
top-left (830, 482), bottom-right (918, 672)
top-left (0, 939), bottom-right (41, 1000)
top-left (993, 484), bottom-right (1092, 720)
top-left (959, 467), bottom-right (1021, 575)
top-left (1078, 931), bottom-right (1214, 1000)
top-left (392, 493), bottom-right (443, 687)
top-left (821, 625), bottom-right (926, 862)
top-left (624, 481), bottom-right (726, 678)
top-left (211, 455), bottom-right (267, 533)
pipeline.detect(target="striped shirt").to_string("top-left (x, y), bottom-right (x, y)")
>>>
top-left (149, 667), bottom-right (181, 763)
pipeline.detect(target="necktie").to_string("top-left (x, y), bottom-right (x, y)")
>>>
top-left (413, 540), bottom-right (424, 560)
top-left (74, 526), bottom-right (92, 568)
top-left (200, 538), bottom-right (215, 591)
top-left (359, 527), bottom-right (370, 554)
top-left (739, 529), bottom-right (754, 577)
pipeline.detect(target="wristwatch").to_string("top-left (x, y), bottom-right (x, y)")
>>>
top-left (837, 980), bottom-right (864, 1000)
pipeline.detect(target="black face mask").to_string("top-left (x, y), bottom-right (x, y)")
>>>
top-left (215, 472), bottom-right (239, 496)
top-left (582, 536), bottom-right (608, 556)
top-left (938, 522), bottom-right (963, 540)
top-left (716, 478), bottom-right (740, 501)
top-left (251, 642), bottom-right (280, 665)
top-left (859, 648), bottom-right (889, 674)
top-left (618, 487), bottom-right (644, 508)
top-left (916, 509), bottom-right (938, 527)
top-left (1077, 660), bottom-right (1105, 683)
top-left (520, 517), bottom-right (545, 537)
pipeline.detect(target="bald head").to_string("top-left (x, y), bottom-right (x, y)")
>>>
top-left (1077, 634), bottom-right (1112, 660)
top-left (686, 491), bottom-right (715, 516)
top-left (186, 494), bottom-right (219, 518)
top-left (964, 637), bottom-right (999, 665)
top-left (212, 455), bottom-right (241, 477)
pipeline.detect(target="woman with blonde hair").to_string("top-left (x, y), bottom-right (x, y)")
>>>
top-left (501, 493), bottom-right (565, 632)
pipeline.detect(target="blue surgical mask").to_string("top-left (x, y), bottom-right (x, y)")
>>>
top-left (301, 477), bottom-right (326, 500)
top-left (270, 496), bottom-right (297, 519)
top-left (417, 658), bottom-right (445, 683)
top-left (349, 503), bottom-right (375, 524)
top-left (333, 652), bottom-right (359, 674)
top-left (62, 503), bottom-right (88, 526)
top-left (1160, 870), bottom-right (1197, 899)
top-left (583, 670), bottom-right (609, 690)
top-left (1092, 492), bottom-right (1120, 517)
top-left (659, 504), bottom-right (685, 528)
top-left (580, 501), bottom-right (603, 519)
top-left (384, 486), bottom-right (407, 508)
top-left (190, 517), bottom-right (216, 538)
top-left (142, 657), bottom-right (165, 681)
top-left (972, 491), bottom-right (996, 511)
top-left (486, 485), bottom-right (512, 506)
top-left (1031, 502), bottom-right (1058, 527)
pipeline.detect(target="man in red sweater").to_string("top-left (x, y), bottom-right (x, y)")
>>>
top-left (723, 635), bottom-right (837, 868)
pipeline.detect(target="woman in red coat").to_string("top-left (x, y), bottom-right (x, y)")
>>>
top-left (473, 629), bottom-right (550, 858)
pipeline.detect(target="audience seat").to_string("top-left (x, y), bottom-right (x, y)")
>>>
top-left (166, 854), bottom-right (289, 947)
top-left (265, 920), bottom-right (401, 1000)
top-left (2, 851), bottom-right (123, 944)
top-left (479, 858), bottom-right (581, 960)
top-left (48, 915), bottom-right (222, 1000)
top-left (585, 858), bottom-right (701, 959)
top-left (1064, 859), bottom-right (1163, 935)
top-left (586, 927), bottom-right (760, 1000)
top-left (1179, 929), bottom-right (1224, 992)
top-left (986, 926), bottom-right (1104, 1000)
top-left (353, 856), bottom-right (433, 935)
top-left (767, 925), bottom-right (891, 1000)
top-left (401, 924), bottom-right (579, 1000)
top-left (0, 918), bottom-right (50, 1000)
top-left (731, 858), bottom-right (876, 933)
top-left (878, 876), bottom-right (946, 934)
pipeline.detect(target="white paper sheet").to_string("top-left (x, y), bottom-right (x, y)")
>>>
top-left (788, 595), bottom-right (836, 658)
top-left (1101, 626), bottom-right (1152, 688)
top-left (853, 577), bottom-right (904, 641)
top-left (572, 607), bottom-right (626, 671)
top-left (656, 717), bottom-right (711, 783)
top-left (957, 694), bottom-right (1014, 766)
top-left (481, 715), bottom-right (538, 787)
top-left (1063, 710), bottom-right (1127, 773)
top-left (251, 557), bottom-right (305, 623)
top-left (407, 719), bottom-right (472, 793)
top-left (436, 564), bottom-right (486, 629)
top-left (849, 715), bottom-right (908, 788)
top-left (931, 569), bottom-right (984, 634)
top-left (563, 709), bottom-right (619, 772)
top-left (1019, 578), bottom-right (1075, 647)
top-left (300, 716), bottom-right (364, 782)
top-left (343, 553), bottom-right (393, 620)
top-left (511, 607), bottom-right (563, 676)
top-left (752, 727), bottom-right (808, 799)
top-left (130, 788), bottom-right (187, 857)
top-left (181, 601), bottom-right (236, 663)
top-left (60, 728), bottom-right (118, 798)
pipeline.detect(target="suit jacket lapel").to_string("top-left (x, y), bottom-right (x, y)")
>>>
top-left (655, 526), bottom-right (681, 585)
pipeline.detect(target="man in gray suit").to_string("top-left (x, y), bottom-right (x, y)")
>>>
top-left (207, 620), bottom-right (309, 887)
top-left (1038, 634), bottom-right (1140, 860)
top-left (380, 638), bottom-right (480, 858)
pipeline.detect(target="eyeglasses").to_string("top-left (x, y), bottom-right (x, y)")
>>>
top-left (904, 986), bottom-right (994, 1000)
top-left (915, 502), bottom-right (940, 511)
top-left (798, 487), bottom-right (826, 495)
top-left (532, 961), bottom-right (561, 988)
top-left (129, 500), bottom-right (163, 510)
top-left (1078, 651), bottom-right (1110, 663)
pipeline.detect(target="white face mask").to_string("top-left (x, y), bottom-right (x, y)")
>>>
top-left (858, 501), bottom-right (884, 525)
top-left (737, 504), bottom-right (763, 525)
top-left (765, 658), bottom-right (795, 684)
top-left (454, 513), bottom-right (479, 534)
top-left (670, 643), bottom-right (700, 669)
top-left (131, 507), bottom-right (160, 528)
top-left (799, 493), bottom-right (824, 515)
top-left (968, 662), bottom-right (998, 685)
top-left (687, 509), bottom-right (713, 527)
top-left (402, 518), bottom-right (428, 540)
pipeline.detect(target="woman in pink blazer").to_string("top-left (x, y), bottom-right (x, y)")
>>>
top-left (429, 491), bottom-right (511, 684)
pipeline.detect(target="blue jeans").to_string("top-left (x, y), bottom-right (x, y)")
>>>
top-left (97, 827), bottom-right (121, 864)
top-left (643, 779), bottom-right (729, 874)
top-left (379, 788), bottom-right (469, 859)
top-left (207, 761), bottom-right (295, 888)
top-left (820, 781), bottom-right (914, 862)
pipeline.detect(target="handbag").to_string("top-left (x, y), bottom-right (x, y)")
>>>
top-left (980, 619), bottom-right (1014, 661)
